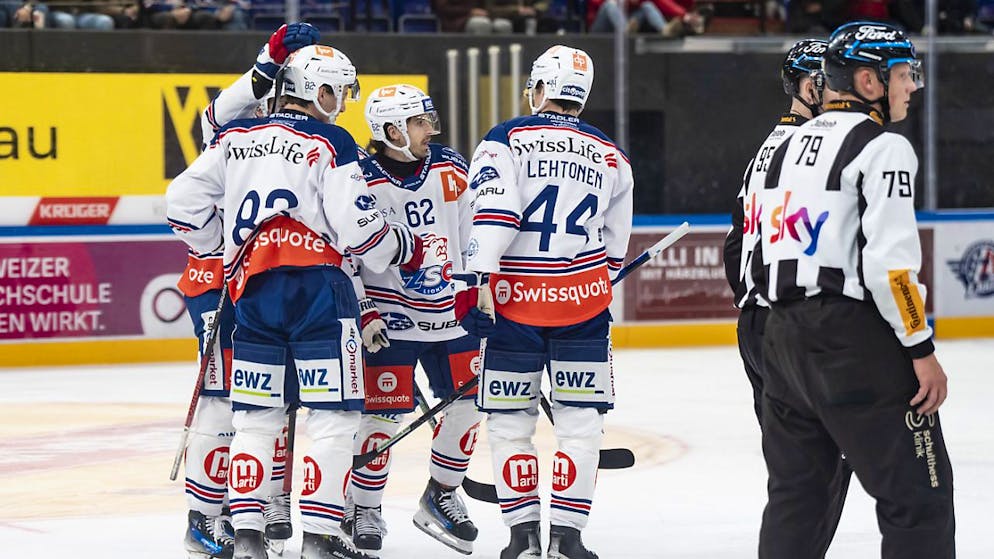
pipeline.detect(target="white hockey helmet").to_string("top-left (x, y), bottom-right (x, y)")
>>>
top-left (364, 84), bottom-right (440, 161)
top-left (526, 45), bottom-right (594, 114)
top-left (281, 44), bottom-right (360, 121)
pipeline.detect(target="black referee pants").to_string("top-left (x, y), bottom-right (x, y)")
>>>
top-left (758, 297), bottom-right (955, 559)
top-left (738, 305), bottom-right (852, 557)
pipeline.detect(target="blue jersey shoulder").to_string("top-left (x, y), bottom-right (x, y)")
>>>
top-left (431, 143), bottom-right (469, 171)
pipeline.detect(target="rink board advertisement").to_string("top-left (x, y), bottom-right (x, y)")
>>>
top-left (0, 234), bottom-right (190, 342)
top-left (0, 72), bottom-right (428, 198)
top-left (0, 213), bottom-right (990, 366)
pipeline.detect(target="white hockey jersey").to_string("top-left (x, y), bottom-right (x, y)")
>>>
top-left (358, 144), bottom-right (473, 342)
top-left (466, 112), bottom-right (634, 327)
top-left (724, 114), bottom-right (806, 309)
top-left (166, 110), bottom-right (402, 302)
top-left (755, 100), bottom-right (933, 355)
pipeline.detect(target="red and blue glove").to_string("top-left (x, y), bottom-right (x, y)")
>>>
top-left (255, 23), bottom-right (320, 80)
top-left (454, 275), bottom-right (496, 338)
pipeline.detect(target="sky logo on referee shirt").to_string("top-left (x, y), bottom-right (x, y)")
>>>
top-left (769, 191), bottom-right (829, 255)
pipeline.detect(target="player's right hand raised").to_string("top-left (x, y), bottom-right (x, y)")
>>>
top-left (255, 23), bottom-right (321, 79)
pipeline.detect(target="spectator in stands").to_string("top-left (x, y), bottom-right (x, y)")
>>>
top-left (1, 1), bottom-right (50, 28)
top-left (846, 0), bottom-right (924, 32)
top-left (432, 0), bottom-right (513, 32)
top-left (50, 0), bottom-right (116, 29)
top-left (481, 0), bottom-right (555, 33)
top-left (143, 1), bottom-right (246, 30)
top-left (784, 0), bottom-right (846, 32)
top-left (587, 0), bottom-right (704, 36)
top-left (102, 2), bottom-right (143, 28)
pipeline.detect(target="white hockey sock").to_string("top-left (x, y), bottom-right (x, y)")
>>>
top-left (487, 409), bottom-right (541, 527)
top-left (185, 397), bottom-right (234, 516)
top-left (301, 409), bottom-right (361, 535)
top-left (350, 413), bottom-right (401, 508)
top-left (429, 400), bottom-right (482, 488)
top-left (269, 420), bottom-right (289, 496)
top-left (228, 407), bottom-right (284, 531)
top-left (549, 403), bottom-right (603, 530)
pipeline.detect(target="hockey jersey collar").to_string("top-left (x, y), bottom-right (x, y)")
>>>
top-left (822, 100), bottom-right (884, 125)
top-left (364, 144), bottom-right (434, 192)
top-left (537, 111), bottom-right (581, 126)
top-left (779, 113), bottom-right (808, 126)
top-left (270, 109), bottom-right (313, 121)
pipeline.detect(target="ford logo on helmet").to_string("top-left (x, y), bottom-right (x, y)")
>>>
top-left (854, 25), bottom-right (899, 41)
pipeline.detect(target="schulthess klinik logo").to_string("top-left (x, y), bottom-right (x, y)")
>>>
top-left (948, 240), bottom-right (994, 297)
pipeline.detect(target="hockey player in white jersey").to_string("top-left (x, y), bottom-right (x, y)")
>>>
top-left (179, 22), bottom-right (319, 559)
top-left (457, 46), bottom-right (634, 559)
top-left (339, 84), bottom-right (482, 556)
top-left (167, 44), bottom-right (424, 559)
top-left (753, 22), bottom-right (954, 558)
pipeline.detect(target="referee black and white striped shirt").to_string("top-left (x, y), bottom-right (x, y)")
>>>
top-left (724, 113), bottom-right (807, 309)
top-left (752, 100), bottom-right (934, 357)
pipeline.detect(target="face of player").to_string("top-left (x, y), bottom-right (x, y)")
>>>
top-left (887, 62), bottom-right (919, 123)
top-left (388, 115), bottom-right (435, 159)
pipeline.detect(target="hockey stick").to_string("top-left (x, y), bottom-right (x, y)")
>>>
top-left (281, 407), bottom-right (297, 494)
top-left (353, 224), bottom-right (692, 473)
top-left (352, 376), bottom-right (480, 469)
top-left (169, 283), bottom-right (229, 481)
top-left (411, 381), bottom-right (495, 502)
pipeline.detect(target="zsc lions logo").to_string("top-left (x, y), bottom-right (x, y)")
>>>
top-left (382, 312), bottom-right (415, 331)
top-left (400, 234), bottom-right (453, 296)
top-left (355, 194), bottom-right (377, 211)
top-left (947, 240), bottom-right (994, 298)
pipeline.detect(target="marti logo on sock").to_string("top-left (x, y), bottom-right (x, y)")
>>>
top-left (204, 447), bottom-right (230, 486)
top-left (229, 453), bottom-right (263, 493)
top-left (552, 451), bottom-right (577, 492)
top-left (769, 191), bottom-right (829, 256)
top-left (301, 456), bottom-right (322, 496)
top-left (503, 454), bottom-right (539, 493)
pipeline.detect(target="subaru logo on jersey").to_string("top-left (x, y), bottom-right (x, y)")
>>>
top-left (560, 84), bottom-right (587, 99)
top-left (947, 240), bottom-right (994, 297)
top-left (382, 312), bottom-right (415, 331)
top-left (354, 194), bottom-right (377, 211)
top-left (400, 261), bottom-right (454, 296)
top-left (471, 166), bottom-right (500, 190)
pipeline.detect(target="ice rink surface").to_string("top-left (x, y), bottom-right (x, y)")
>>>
top-left (1, 339), bottom-right (991, 558)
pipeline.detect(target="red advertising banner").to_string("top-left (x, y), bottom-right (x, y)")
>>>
top-left (623, 230), bottom-right (736, 321)
top-left (0, 238), bottom-right (190, 340)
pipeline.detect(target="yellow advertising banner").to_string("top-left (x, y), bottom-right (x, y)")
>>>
top-left (0, 72), bottom-right (428, 197)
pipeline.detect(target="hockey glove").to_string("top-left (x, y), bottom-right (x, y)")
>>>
top-left (255, 23), bottom-right (321, 80)
top-left (359, 298), bottom-right (390, 353)
top-left (454, 278), bottom-right (496, 338)
top-left (394, 227), bottom-right (426, 274)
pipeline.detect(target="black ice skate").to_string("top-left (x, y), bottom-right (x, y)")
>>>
top-left (264, 493), bottom-right (292, 556)
top-left (340, 493), bottom-right (355, 540)
top-left (301, 532), bottom-right (375, 559)
top-left (547, 525), bottom-right (599, 559)
top-left (500, 521), bottom-right (541, 559)
top-left (233, 529), bottom-right (267, 559)
top-left (353, 505), bottom-right (388, 552)
top-left (412, 478), bottom-right (478, 555)
top-left (184, 509), bottom-right (234, 559)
